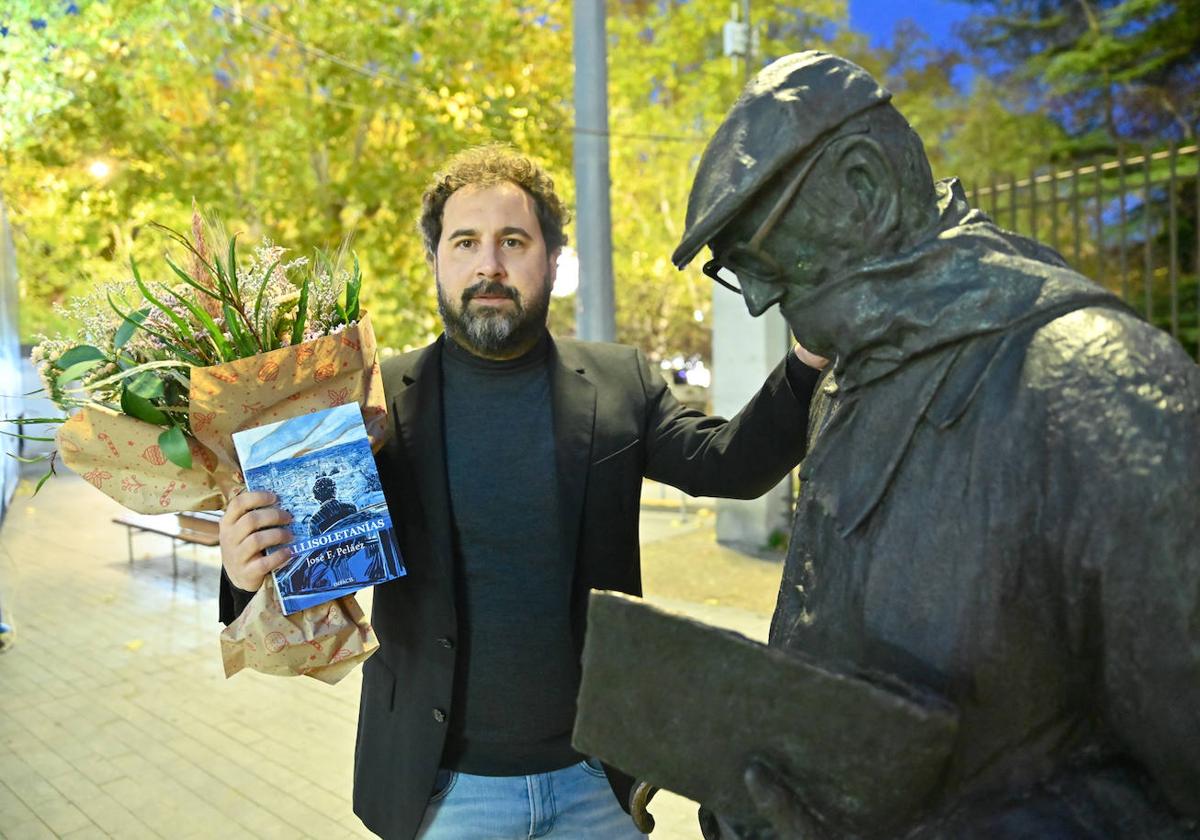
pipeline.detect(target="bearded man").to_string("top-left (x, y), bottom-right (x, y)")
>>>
top-left (218, 144), bottom-right (830, 839)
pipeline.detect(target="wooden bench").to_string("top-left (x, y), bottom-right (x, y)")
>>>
top-left (112, 512), bottom-right (220, 580)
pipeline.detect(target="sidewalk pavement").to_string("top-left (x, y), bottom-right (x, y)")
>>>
top-left (0, 471), bottom-right (783, 840)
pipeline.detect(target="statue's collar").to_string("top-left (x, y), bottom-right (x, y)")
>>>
top-left (802, 179), bottom-right (1111, 393)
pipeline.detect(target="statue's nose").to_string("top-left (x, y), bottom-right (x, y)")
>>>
top-left (742, 279), bottom-right (783, 318)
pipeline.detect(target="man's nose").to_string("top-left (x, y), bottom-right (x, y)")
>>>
top-left (475, 241), bottom-right (506, 279)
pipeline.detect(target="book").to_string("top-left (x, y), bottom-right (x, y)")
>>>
top-left (572, 592), bottom-right (959, 835)
top-left (232, 403), bottom-right (406, 615)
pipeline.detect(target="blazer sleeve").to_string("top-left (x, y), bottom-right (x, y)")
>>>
top-left (218, 568), bottom-right (257, 626)
top-left (639, 349), bottom-right (820, 499)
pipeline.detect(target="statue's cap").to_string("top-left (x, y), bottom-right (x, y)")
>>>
top-left (672, 51), bottom-right (891, 269)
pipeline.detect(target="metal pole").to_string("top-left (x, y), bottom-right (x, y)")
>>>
top-left (1143, 147), bottom-right (1153, 321)
top-left (572, 0), bottom-right (616, 342)
top-left (742, 0), bottom-right (752, 81)
top-left (1118, 146), bottom-right (1128, 304)
top-left (1168, 142), bottom-right (1179, 338)
top-left (1094, 156), bottom-right (1105, 286)
top-left (1050, 170), bottom-right (1060, 253)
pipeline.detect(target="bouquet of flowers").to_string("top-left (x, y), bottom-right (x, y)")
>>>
top-left (17, 208), bottom-right (389, 684)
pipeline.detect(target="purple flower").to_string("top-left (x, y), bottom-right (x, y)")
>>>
top-left (31, 18), bottom-right (48, 30)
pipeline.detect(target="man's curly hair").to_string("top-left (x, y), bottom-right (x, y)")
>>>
top-left (419, 144), bottom-right (569, 262)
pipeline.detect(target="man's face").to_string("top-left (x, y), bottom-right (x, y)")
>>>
top-left (435, 181), bottom-right (557, 358)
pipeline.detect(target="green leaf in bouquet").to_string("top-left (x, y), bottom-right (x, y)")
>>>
top-left (222, 302), bottom-right (259, 357)
top-left (114, 308), bottom-right (150, 350)
top-left (120, 386), bottom-right (169, 427)
top-left (0, 417), bottom-right (67, 425)
top-left (106, 292), bottom-right (206, 367)
top-left (0, 430), bottom-right (58, 442)
top-left (55, 345), bottom-right (107, 369)
top-left (227, 234), bottom-right (242, 303)
top-left (33, 465), bottom-right (56, 496)
top-left (161, 287), bottom-right (235, 362)
top-left (56, 358), bottom-right (106, 386)
top-left (130, 258), bottom-right (199, 344)
top-left (149, 221), bottom-right (221, 286)
top-left (207, 237), bottom-right (235, 304)
top-left (346, 252), bottom-right (362, 322)
top-left (88, 359), bottom-right (191, 392)
top-left (158, 425), bottom-right (192, 470)
top-left (291, 274), bottom-right (311, 346)
top-left (127, 370), bottom-right (165, 400)
top-left (253, 258), bottom-right (282, 341)
top-left (163, 254), bottom-right (222, 302)
top-left (8, 452), bottom-right (52, 464)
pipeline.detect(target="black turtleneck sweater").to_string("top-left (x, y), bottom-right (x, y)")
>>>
top-left (439, 333), bottom-right (581, 775)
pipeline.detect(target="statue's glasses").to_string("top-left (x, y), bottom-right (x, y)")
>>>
top-left (701, 127), bottom-right (869, 295)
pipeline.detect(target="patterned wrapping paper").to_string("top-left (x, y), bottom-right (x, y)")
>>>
top-left (220, 578), bottom-right (379, 685)
top-left (56, 314), bottom-right (391, 684)
top-left (56, 406), bottom-right (236, 512)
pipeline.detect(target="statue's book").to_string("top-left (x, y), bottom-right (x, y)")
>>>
top-left (573, 592), bottom-right (960, 835)
top-left (232, 403), bottom-right (406, 615)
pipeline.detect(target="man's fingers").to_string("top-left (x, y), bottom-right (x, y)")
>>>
top-left (245, 527), bottom-right (293, 558)
top-left (224, 490), bottom-right (276, 522)
top-left (226, 505), bottom-right (291, 548)
top-left (249, 547), bottom-right (292, 578)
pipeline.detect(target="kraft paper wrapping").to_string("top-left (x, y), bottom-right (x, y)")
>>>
top-left (57, 407), bottom-right (236, 513)
top-left (187, 313), bottom-right (389, 478)
top-left (57, 315), bottom-right (390, 684)
top-left (55, 314), bottom-right (387, 512)
top-left (220, 581), bottom-right (379, 685)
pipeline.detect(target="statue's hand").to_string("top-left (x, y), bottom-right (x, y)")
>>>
top-left (742, 759), bottom-right (831, 840)
top-left (792, 343), bottom-right (830, 370)
top-left (696, 760), bottom-right (833, 840)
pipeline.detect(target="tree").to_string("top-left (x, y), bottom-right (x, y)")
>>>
top-left (2, 0), bottom-right (573, 347)
top-left (958, 0), bottom-right (1200, 149)
top-left (604, 0), bottom-right (849, 361)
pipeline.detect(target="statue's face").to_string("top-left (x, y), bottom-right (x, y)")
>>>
top-left (707, 183), bottom-right (836, 321)
top-left (704, 131), bottom-right (862, 324)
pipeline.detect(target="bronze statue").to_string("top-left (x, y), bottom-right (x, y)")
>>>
top-left (673, 51), bottom-right (1200, 838)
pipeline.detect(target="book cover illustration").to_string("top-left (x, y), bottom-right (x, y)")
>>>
top-left (232, 403), bottom-right (406, 615)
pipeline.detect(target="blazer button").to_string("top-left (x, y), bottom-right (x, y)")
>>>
top-left (438, 637), bottom-right (455, 650)
top-left (432, 708), bottom-right (447, 724)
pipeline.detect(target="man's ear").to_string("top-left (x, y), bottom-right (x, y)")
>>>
top-left (547, 247), bottom-right (561, 287)
top-left (833, 136), bottom-right (900, 248)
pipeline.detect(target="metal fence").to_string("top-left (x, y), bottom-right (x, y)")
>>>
top-left (966, 144), bottom-right (1200, 360)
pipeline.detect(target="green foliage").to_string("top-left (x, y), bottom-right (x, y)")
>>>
top-left (606, 0), bottom-right (849, 360)
top-left (2, 0), bottom-right (575, 350)
top-left (958, 0), bottom-right (1200, 145)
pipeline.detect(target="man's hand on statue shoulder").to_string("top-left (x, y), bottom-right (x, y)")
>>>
top-left (793, 343), bottom-right (830, 371)
top-left (219, 490), bottom-right (293, 593)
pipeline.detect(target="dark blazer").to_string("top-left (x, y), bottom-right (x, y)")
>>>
top-left (224, 334), bottom-right (812, 840)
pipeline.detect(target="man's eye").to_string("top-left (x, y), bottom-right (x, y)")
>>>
top-left (454, 240), bottom-right (476, 250)
top-left (502, 238), bottom-right (524, 248)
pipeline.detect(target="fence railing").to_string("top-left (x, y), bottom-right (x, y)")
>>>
top-left (965, 144), bottom-right (1200, 360)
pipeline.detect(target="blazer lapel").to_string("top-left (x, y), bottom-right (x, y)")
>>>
top-left (549, 340), bottom-right (597, 561)
top-left (390, 337), bottom-right (456, 585)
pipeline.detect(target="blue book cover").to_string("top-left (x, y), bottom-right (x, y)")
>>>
top-left (232, 403), bottom-right (406, 615)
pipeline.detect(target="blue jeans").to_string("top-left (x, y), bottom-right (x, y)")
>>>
top-left (414, 758), bottom-right (647, 839)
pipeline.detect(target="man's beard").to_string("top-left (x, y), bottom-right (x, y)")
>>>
top-left (436, 273), bottom-right (552, 358)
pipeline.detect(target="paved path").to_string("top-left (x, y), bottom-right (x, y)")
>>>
top-left (0, 473), bottom-right (782, 839)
